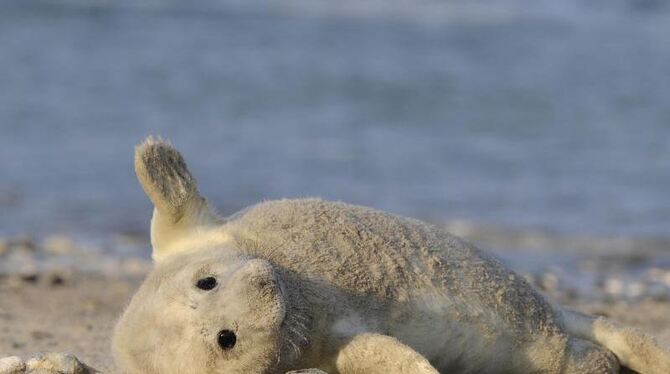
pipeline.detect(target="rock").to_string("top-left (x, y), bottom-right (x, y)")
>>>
top-left (9, 236), bottom-right (36, 252)
top-left (42, 235), bottom-right (75, 255)
top-left (540, 272), bottom-right (560, 292)
top-left (49, 273), bottom-right (66, 286)
top-left (604, 278), bottom-right (624, 295)
top-left (19, 273), bottom-right (40, 284)
top-left (4, 248), bottom-right (38, 280)
top-left (25, 353), bottom-right (93, 374)
top-left (627, 281), bottom-right (646, 298)
top-left (0, 356), bottom-right (25, 374)
top-left (0, 239), bottom-right (8, 256)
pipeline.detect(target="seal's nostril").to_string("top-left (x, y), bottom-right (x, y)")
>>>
top-left (196, 277), bottom-right (217, 290)
top-left (218, 329), bottom-right (236, 350)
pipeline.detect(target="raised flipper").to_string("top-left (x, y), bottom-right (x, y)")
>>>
top-left (334, 333), bottom-right (439, 374)
top-left (561, 308), bottom-right (670, 374)
top-left (135, 137), bottom-right (221, 261)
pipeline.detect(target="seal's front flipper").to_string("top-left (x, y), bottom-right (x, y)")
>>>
top-left (135, 137), bottom-right (220, 261)
top-left (335, 333), bottom-right (439, 374)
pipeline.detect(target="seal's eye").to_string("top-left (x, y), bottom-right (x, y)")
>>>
top-left (218, 329), bottom-right (236, 350)
top-left (196, 277), bottom-right (217, 290)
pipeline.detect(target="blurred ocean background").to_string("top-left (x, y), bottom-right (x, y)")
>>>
top-left (1, 0), bottom-right (669, 244)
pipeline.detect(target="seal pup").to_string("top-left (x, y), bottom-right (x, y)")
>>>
top-left (113, 137), bottom-right (670, 374)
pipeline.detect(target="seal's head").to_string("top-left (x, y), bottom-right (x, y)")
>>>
top-left (113, 250), bottom-right (288, 374)
top-left (113, 138), bottom-right (311, 373)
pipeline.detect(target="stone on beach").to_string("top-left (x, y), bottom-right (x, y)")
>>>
top-left (42, 236), bottom-right (76, 255)
top-left (0, 240), bottom-right (8, 257)
top-left (25, 353), bottom-right (93, 374)
top-left (0, 356), bottom-right (25, 374)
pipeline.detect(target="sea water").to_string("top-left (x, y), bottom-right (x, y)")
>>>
top-left (1, 0), bottom-right (669, 242)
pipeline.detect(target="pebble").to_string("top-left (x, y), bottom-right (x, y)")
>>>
top-left (0, 356), bottom-right (25, 374)
top-left (627, 281), bottom-right (646, 298)
top-left (603, 278), bottom-right (625, 295)
top-left (9, 236), bottom-right (36, 252)
top-left (26, 353), bottom-right (92, 374)
top-left (2, 246), bottom-right (38, 277)
top-left (49, 273), bottom-right (66, 286)
top-left (19, 273), bottom-right (40, 284)
top-left (42, 235), bottom-right (75, 255)
top-left (540, 272), bottom-right (560, 292)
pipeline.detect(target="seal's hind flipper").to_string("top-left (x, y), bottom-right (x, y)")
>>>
top-left (135, 137), bottom-right (220, 261)
top-left (561, 308), bottom-right (670, 374)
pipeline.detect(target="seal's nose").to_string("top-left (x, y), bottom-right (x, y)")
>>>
top-left (217, 329), bottom-right (237, 350)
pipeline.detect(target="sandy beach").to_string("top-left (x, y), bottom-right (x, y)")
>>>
top-left (3, 271), bottom-right (670, 373)
top-left (0, 235), bottom-right (151, 372)
top-left (0, 272), bottom-right (137, 372)
top-left (1, 230), bottom-right (669, 373)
